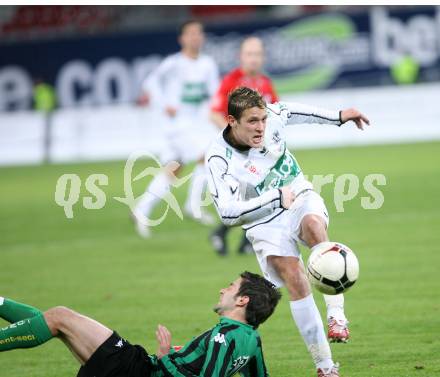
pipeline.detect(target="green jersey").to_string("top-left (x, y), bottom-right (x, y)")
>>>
top-left (151, 317), bottom-right (268, 377)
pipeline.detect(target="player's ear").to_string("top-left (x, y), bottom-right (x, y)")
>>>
top-left (227, 114), bottom-right (237, 127)
top-left (236, 295), bottom-right (250, 307)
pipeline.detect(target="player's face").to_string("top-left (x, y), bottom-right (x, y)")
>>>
top-left (179, 23), bottom-right (205, 53)
top-left (230, 106), bottom-right (267, 148)
top-left (240, 38), bottom-right (264, 75)
top-left (213, 278), bottom-right (242, 315)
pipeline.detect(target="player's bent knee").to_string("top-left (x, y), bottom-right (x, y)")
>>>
top-left (301, 215), bottom-right (326, 240)
top-left (302, 214), bottom-right (324, 230)
top-left (268, 256), bottom-right (303, 280)
top-left (268, 256), bottom-right (311, 299)
top-left (44, 306), bottom-right (76, 335)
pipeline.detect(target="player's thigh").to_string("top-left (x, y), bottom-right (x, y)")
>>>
top-left (299, 214), bottom-right (328, 246)
top-left (46, 307), bottom-right (112, 364)
top-left (269, 255), bottom-right (302, 275)
top-left (290, 191), bottom-right (329, 243)
top-left (268, 255), bottom-right (311, 299)
top-left (246, 215), bottom-right (301, 287)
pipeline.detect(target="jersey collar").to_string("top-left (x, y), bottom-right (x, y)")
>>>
top-left (222, 125), bottom-right (251, 152)
top-left (220, 316), bottom-right (254, 329)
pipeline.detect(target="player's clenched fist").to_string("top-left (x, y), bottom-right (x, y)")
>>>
top-left (280, 186), bottom-right (295, 209)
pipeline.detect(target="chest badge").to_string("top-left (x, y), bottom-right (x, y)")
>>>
top-left (244, 160), bottom-right (260, 176)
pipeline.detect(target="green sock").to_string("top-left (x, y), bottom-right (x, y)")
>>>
top-left (0, 297), bottom-right (41, 323)
top-left (0, 314), bottom-right (53, 351)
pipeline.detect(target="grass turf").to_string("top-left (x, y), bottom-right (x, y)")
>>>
top-left (1, 141), bottom-right (439, 377)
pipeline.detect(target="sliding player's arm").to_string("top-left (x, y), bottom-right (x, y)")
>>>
top-left (206, 155), bottom-right (285, 227)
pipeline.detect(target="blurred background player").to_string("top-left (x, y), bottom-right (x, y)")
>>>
top-left (133, 20), bottom-right (219, 238)
top-left (209, 36), bottom-right (278, 255)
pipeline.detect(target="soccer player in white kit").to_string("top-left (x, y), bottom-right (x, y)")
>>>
top-left (134, 20), bottom-right (219, 237)
top-left (205, 87), bottom-right (370, 377)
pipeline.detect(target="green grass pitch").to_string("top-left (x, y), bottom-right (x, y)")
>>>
top-left (1, 141), bottom-right (439, 377)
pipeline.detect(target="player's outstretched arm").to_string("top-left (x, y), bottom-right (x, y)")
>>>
top-left (276, 102), bottom-right (369, 130)
top-left (155, 324), bottom-right (172, 359)
top-left (276, 102), bottom-right (341, 127)
top-left (340, 108), bottom-right (370, 130)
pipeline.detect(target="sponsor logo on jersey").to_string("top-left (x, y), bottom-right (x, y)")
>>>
top-left (248, 164), bottom-right (260, 175)
top-left (231, 356), bottom-right (250, 374)
top-left (212, 333), bottom-right (227, 346)
top-left (181, 82), bottom-right (208, 104)
top-left (255, 149), bottom-right (301, 194)
top-left (244, 160), bottom-right (261, 176)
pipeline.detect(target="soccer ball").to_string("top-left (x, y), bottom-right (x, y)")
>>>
top-left (306, 242), bottom-right (359, 295)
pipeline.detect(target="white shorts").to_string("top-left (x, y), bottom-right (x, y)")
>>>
top-left (159, 116), bottom-right (217, 165)
top-left (245, 190), bottom-right (329, 287)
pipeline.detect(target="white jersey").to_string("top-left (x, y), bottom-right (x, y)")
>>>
top-left (142, 52), bottom-right (219, 119)
top-left (205, 102), bottom-right (342, 229)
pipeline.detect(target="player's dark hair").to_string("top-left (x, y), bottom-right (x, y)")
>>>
top-left (237, 271), bottom-right (282, 328)
top-left (179, 20), bottom-right (203, 36)
top-left (228, 87), bottom-right (266, 121)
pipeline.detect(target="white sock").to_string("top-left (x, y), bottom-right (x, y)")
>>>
top-left (184, 164), bottom-right (207, 218)
top-left (323, 294), bottom-right (347, 323)
top-left (0, 297), bottom-right (4, 305)
top-left (135, 172), bottom-right (172, 219)
top-left (290, 294), bottom-right (334, 370)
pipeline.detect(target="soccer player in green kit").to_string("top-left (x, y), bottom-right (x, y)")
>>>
top-left (0, 271), bottom-right (281, 377)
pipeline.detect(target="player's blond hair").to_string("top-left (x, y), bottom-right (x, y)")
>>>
top-left (227, 87), bottom-right (266, 121)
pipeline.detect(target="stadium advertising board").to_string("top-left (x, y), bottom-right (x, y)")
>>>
top-left (0, 6), bottom-right (439, 111)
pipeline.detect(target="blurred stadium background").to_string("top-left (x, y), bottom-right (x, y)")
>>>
top-left (1, 5), bottom-right (440, 377)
